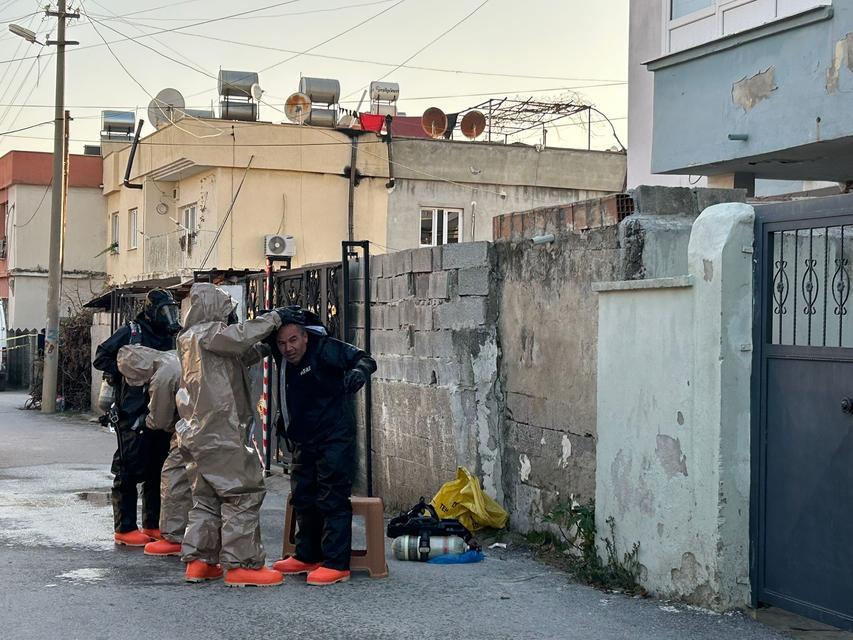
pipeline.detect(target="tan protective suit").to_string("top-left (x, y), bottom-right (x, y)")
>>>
top-left (175, 283), bottom-right (281, 570)
top-left (116, 346), bottom-right (191, 544)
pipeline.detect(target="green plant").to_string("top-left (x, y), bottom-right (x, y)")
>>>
top-left (540, 500), bottom-right (643, 595)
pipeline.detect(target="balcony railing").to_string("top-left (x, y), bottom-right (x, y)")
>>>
top-left (144, 230), bottom-right (216, 276)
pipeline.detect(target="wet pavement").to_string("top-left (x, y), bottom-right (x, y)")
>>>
top-left (0, 391), bottom-right (794, 640)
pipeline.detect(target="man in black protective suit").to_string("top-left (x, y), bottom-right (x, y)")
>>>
top-left (267, 307), bottom-right (376, 585)
top-left (93, 289), bottom-right (181, 547)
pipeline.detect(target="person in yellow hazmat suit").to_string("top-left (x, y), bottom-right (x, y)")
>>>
top-left (175, 282), bottom-right (287, 587)
top-left (116, 345), bottom-right (191, 558)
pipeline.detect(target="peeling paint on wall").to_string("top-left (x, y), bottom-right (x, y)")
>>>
top-left (560, 435), bottom-right (572, 468)
top-left (826, 33), bottom-right (853, 93)
top-left (731, 67), bottom-right (777, 112)
top-left (519, 453), bottom-right (531, 483)
top-left (655, 434), bottom-right (688, 478)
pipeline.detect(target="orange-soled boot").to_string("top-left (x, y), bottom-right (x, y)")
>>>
top-left (272, 557), bottom-right (321, 575)
top-left (224, 567), bottom-right (283, 588)
top-left (114, 530), bottom-right (152, 547)
top-left (144, 539), bottom-right (182, 556)
top-left (141, 528), bottom-right (162, 540)
top-left (185, 560), bottom-right (223, 583)
top-left (306, 566), bottom-right (351, 586)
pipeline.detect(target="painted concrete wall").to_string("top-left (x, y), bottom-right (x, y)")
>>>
top-left (595, 202), bottom-right (754, 609)
top-left (8, 274), bottom-right (103, 329)
top-left (628, 0), bottom-right (704, 189)
top-left (650, 4), bottom-right (853, 179)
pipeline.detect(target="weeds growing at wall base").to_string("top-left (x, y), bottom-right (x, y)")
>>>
top-left (527, 500), bottom-right (644, 596)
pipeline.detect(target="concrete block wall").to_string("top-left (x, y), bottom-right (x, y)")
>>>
top-left (351, 242), bottom-right (503, 509)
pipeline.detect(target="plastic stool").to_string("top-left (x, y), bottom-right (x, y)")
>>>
top-left (282, 494), bottom-right (389, 578)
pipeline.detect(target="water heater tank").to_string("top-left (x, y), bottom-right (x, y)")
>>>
top-left (370, 81), bottom-right (399, 102)
top-left (299, 77), bottom-right (340, 105)
top-left (218, 70), bottom-right (259, 98)
top-left (220, 101), bottom-right (257, 122)
top-left (307, 108), bottom-right (337, 128)
top-left (101, 110), bottom-right (135, 139)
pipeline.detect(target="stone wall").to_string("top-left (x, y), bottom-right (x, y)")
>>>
top-left (494, 226), bottom-right (622, 532)
top-left (351, 242), bottom-right (503, 509)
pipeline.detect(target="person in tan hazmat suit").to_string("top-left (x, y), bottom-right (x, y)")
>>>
top-left (175, 282), bottom-right (286, 587)
top-left (116, 345), bottom-right (191, 558)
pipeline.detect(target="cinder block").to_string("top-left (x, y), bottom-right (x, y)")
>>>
top-left (392, 273), bottom-right (414, 300)
top-left (376, 278), bottom-right (393, 303)
top-left (414, 273), bottom-right (431, 300)
top-left (398, 299), bottom-right (416, 327)
top-left (442, 241), bottom-right (490, 270)
top-left (415, 303), bottom-right (434, 330)
top-left (458, 266), bottom-right (491, 296)
top-left (435, 297), bottom-right (487, 329)
top-left (383, 303), bottom-right (400, 330)
top-left (390, 250), bottom-right (414, 276)
top-left (411, 247), bottom-right (433, 273)
top-left (371, 253), bottom-right (389, 278)
top-left (431, 246), bottom-right (443, 270)
top-left (371, 329), bottom-right (412, 355)
top-left (428, 271), bottom-right (450, 300)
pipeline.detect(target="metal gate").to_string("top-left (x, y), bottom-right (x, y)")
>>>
top-left (753, 195), bottom-right (853, 630)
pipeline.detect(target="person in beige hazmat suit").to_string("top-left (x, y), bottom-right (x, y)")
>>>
top-left (116, 345), bottom-right (192, 558)
top-left (175, 282), bottom-right (286, 587)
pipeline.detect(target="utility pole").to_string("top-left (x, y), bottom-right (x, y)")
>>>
top-left (40, 1), bottom-right (78, 413)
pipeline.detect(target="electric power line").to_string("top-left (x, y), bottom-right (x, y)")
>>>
top-left (0, 119), bottom-right (51, 135)
top-left (90, 0), bottom-right (393, 22)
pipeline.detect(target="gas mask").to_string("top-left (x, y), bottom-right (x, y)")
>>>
top-left (157, 303), bottom-right (182, 335)
top-left (143, 289), bottom-right (182, 335)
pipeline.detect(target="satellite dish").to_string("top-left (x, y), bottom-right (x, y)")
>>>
top-left (250, 82), bottom-right (263, 101)
top-left (461, 110), bottom-right (486, 139)
top-left (148, 88), bottom-right (185, 128)
top-left (284, 92), bottom-right (312, 124)
top-left (421, 107), bottom-right (447, 138)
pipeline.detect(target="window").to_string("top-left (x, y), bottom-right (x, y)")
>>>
top-left (110, 212), bottom-right (119, 253)
top-left (181, 203), bottom-right (198, 251)
top-left (671, 0), bottom-right (713, 20)
top-left (664, 0), bottom-right (831, 54)
top-left (420, 208), bottom-right (462, 247)
top-left (127, 208), bottom-right (138, 250)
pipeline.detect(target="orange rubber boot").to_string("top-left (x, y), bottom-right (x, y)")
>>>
top-left (272, 557), bottom-right (321, 575)
top-left (114, 530), bottom-right (152, 547)
top-left (141, 528), bottom-right (162, 540)
top-left (306, 566), bottom-right (351, 586)
top-left (144, 539), bottom-right (182, 556)
top-left (224, 567), bottom-right (283, 587)
top-left (185, 560), bottom-right (223, 582)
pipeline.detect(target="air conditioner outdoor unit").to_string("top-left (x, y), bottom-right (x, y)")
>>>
top-left (264, 234), bottom-right (296, 258)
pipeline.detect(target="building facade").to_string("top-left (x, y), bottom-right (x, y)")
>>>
top-left (0, 151), bottom-right (106, 329)
top-left (102, 117), bottom-right (626, 285)
top-left (628, 0), bottom-right (839, 195)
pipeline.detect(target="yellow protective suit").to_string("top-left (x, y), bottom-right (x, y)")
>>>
top-left (175, 283), bottom-right (281, 569)
top-left (117, 345), bottom-right (190, 544)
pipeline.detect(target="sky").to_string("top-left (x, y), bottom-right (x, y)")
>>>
top-left (0, 0), bottom-right (629, 156)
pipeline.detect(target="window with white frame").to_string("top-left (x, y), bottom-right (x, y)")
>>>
top-left (665, 0), bottom-right (831, 54)
top-left (182, 203), bottom-right (197, 249)
top-left (110, 212), bottom-right (120, 253)
top-left (127, 208), bottom-right (138, 250)
top-left (420, 208), bottom-right (462, 247)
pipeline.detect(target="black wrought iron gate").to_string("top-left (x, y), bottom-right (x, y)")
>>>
top-left (753, 195), bottom-right (853, 630)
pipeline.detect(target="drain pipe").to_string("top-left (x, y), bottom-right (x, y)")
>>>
top-left (347, 136), bottom-right (358, 242)
top-left (123, 119), bottom-right (144, 190)
top-left (384, 114), bottom-right (395, 194)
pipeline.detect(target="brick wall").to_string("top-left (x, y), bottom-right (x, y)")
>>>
top-left (492, 193), bottom-right (634, 241)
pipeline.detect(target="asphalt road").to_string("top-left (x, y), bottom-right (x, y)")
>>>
top-left (0, 391), bottom-right (791, 640)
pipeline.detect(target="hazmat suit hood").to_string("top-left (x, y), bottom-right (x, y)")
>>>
top-left (182, 283), bottom-right (236, 330)
top-left (117, 345), bottom-right (180, 432)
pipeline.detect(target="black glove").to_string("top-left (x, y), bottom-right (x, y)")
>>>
top-left (343, 368), bottom-right (367, 393)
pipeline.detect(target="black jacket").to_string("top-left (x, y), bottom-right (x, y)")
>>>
top-left (267, 333), bottom-right (376, 443)
top-left (93, 316), bottom-right (175, 420)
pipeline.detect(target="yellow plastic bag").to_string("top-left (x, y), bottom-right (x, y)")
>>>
top-left (431, 467), bottom-right (508, 531)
